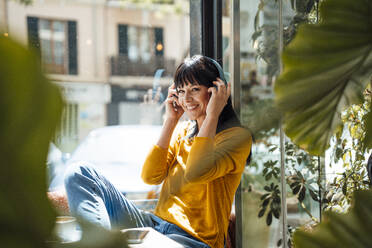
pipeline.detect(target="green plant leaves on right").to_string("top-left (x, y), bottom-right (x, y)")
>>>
top-left (363, 109), bottom-right (372, 150)
top-left (293, 190), bottom-right (372, 248)
top-left (274, 0), bottom-right (372, 156)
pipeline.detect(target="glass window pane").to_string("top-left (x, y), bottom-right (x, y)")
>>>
top-left (140, 27), bottom-right (151, 62)
top-left (8, 0), bottom-right (189, 210)
top-left (39, 19), bottom-right (51, 33)
top-left (223, 1), bottom-right (325, 247)
top-left (39, 19), bottom-right (52, 64)
top-left (54, 40), bottom-right (64, 65)
top-left (39, 19), bottom-right (66, 73)
top-left (40, 38), bottom-right (52, 64)
top-left (128, 26), bottom-right (138, 61)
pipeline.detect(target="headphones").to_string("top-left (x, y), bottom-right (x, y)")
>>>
top-left (208, 57), bottom-right (228, 86)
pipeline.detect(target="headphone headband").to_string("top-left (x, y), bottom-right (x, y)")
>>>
top-left (208, 57), bottom-right (228, 86)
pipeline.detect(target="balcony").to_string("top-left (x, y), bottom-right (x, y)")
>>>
top-left (110, 55), bottom-right (176, 77)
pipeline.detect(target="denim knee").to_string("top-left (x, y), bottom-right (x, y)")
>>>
top-left (64, 162), bottom-right (95, 191)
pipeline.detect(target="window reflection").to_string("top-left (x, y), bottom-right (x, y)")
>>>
top-left (8, 0), bottom-right (189, 207)
top-left (7, 0), bottom-right (189, 152)
top-left (222, 1), bottom-right (325, 247)
top-left (38, 19), bottom-right (68, 74)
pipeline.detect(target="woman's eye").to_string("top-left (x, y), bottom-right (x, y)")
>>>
top-left (178, 90), bottom-right (185, 94)
top-left (191, 88), bottom-right (200, 92)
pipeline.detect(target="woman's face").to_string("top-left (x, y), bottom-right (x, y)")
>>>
top-left (177, 82), bottom-right (210, 125)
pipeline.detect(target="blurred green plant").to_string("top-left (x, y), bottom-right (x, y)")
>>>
top-left (241, 98), bottom-right (281, 139)
top-left (293, 190), bottom-right (372, 248)
top-left (274, 0), bottom-right (372, 156)
top-left (325, 90), bottom-right (371, 212)
top-left (0, 34), bottom-right (63, 248)
top-left (16, 0), bottom-right (33, 5)
top-left (0, 36), bottom-right (127, 248)
top-left (249, 83), bottom-right (371, 247)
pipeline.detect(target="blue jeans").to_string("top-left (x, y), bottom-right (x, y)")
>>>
top-left (64, 162), bottom-right (210, 248)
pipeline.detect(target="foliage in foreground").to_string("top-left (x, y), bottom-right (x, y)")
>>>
top-left (0, 36), bottom-right (127, 247)
top-left (275, 0), bottom-right (372, 156)
top-left (293, 190), bottom-right (372, 248)
top-left (0, 34), bottom-right (62, 248)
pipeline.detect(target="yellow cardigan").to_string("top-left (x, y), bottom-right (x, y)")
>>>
top-left (141, 122), bottom-right (252, 248)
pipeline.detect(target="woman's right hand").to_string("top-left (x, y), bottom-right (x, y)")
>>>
top-left (164, 83), bottom-right (184, 122)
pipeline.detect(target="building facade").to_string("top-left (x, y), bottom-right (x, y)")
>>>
top-left (3, 0), bottom-right (189, 151)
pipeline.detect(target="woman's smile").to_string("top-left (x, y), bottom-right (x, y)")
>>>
top-left (177, 83), bottom-right (210, 125)
top-left (185, 104), bottom-right (198, 110)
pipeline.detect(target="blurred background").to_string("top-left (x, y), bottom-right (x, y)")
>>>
top-left (2, 0), bottom-right (370, 247)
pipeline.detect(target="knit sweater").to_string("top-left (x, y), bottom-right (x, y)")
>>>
top-left (141, 121), bottom-right (252, 247)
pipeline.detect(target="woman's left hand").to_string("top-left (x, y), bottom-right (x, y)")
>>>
top-left (206, 78), bottom-right (231, 118)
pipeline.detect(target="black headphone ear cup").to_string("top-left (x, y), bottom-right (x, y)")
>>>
top-left (210, 58), bottom-right (228, 86)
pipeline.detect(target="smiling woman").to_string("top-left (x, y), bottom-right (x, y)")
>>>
top-left (140, 55), bottom-right (252, 248)
top-left (62, 55), bottom-right (252, 248)
top-left (173, 55), bottom-right (241, 135)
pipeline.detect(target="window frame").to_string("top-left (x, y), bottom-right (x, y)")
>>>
top-left (38, 18), bottom-right (69, 74)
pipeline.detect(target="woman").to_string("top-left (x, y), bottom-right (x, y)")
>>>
top-left (64, 55), bottom-right (252, 248)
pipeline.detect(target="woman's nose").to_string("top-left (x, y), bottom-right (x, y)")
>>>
top-left (184, 91), bottom-right (192, 101)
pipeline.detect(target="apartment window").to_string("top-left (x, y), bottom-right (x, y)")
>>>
top-left (27, 17), bottom-right (78, 75)
top-left (118, 24), bottom-right (164, 61)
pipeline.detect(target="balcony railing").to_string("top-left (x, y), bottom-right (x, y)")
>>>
top-left (110, 55), bottom-right (176, 77)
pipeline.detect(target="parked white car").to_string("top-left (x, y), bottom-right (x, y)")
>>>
top-left (48, 125), bottom-right (162, 209)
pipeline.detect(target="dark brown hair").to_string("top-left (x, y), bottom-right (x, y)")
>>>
top-left (174, 55), bottom-right (241, 134)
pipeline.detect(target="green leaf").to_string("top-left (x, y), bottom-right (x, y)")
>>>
top-left (274, 0), bottom-right (372, 156)
top-left (0, 36), bottom-right (63, 248)
top-left (269, 146), bottom-right (277, 152)
top-left (261, 193), bottom-right (270, 200)
top-left (293, 185), bottom-right (302, 195)
top-left (258, 208), bottom-right (266, 218)
top-left (290, 182), bottom-right (300, 188)
top-left (293, 190), bottom-right (372, 248)
top-left (363, 109), bottom-right (372, 150)
top-left (309, 189), bottom-right (319, 202)
top-left (342, 183), bottom-right (348, 196)
top-left (16, 0), bottom-right (33, 5)
top-left (266, 211), bottom-right (273, 226)
top-left (335, 147), bottom-right (343, 162)
top-left (273, 208), bottom-right (280, 219)
top-left (0, 37), bottom-right (129, 248)
top-left (277, 238), bottom-right (282, 247)
top-left (262, 198), bottom-right (270, 208)
top-left (297, 157), bottom-right (303, 165)
top-left (265, 172), bottom-right (273, 181)
top-left (298, 187), bottom-right (306, 202)
top-left (273, 195), bottom-right (281, 204)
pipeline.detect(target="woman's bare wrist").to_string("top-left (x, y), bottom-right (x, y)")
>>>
top-left (157, 118), bottom-right (178, 149)
top-left (164, 117), bottom-right (179, 127)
